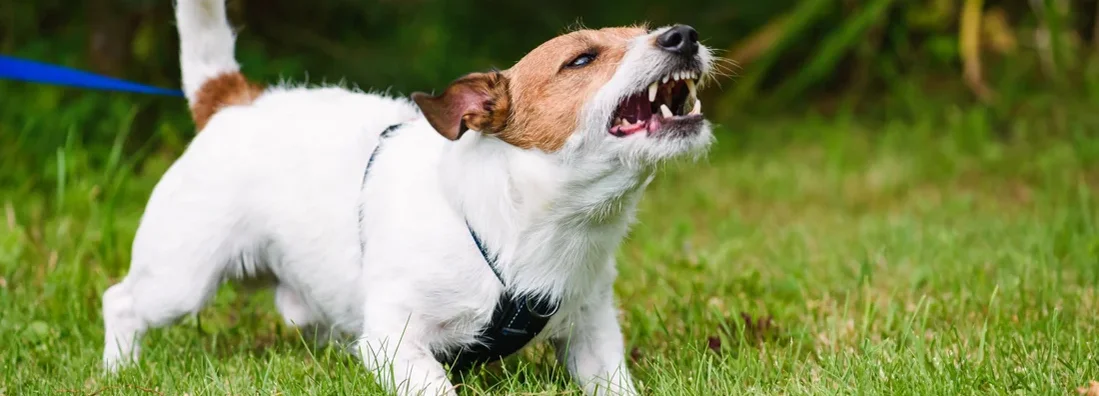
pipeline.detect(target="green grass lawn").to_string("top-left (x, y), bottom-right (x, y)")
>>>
top-left (1, 91), bottom-right (1098, 395)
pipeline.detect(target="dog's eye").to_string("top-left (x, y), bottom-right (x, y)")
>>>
top-left (565, 53), bottom-right (597, 69)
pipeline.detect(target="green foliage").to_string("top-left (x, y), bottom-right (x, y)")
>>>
top-left (767, 0), bottom-right (895, 106)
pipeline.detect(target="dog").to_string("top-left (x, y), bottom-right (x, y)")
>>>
top-left (100, 0), bottom-right (716, 394)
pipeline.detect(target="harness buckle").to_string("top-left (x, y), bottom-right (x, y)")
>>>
top-left (526, 296), bottom-right (559, 318)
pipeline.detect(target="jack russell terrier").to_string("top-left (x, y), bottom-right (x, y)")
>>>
top-left (101, 0), bottom-right (716, 394)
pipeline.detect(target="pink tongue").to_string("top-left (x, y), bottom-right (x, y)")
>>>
top-left (621, 122), bottom-right (646, 134)
top-left (611, 121), bottom-right (647, 136)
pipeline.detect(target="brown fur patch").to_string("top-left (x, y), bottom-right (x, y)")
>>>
top-left (412, 27), bottom-right (648, 152)
top-left (191, 72), bottom-right (264, 131)
top-left (496, 27), bottom-right (647, 152)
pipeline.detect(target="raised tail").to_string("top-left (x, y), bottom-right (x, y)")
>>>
top-left (175, 0), bottom-right (262, 130)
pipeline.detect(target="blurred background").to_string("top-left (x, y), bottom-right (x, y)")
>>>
top-left (3, 0), bottom-right (1099, 144)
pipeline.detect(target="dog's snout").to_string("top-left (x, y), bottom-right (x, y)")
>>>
top-left (656, 25), bottom-right (699, 57)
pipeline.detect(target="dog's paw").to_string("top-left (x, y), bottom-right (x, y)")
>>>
top-left (101, 352), bottom-right (134, 374)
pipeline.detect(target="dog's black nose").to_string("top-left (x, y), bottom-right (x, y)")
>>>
top-left (656, 25), bottom-right (699, 57)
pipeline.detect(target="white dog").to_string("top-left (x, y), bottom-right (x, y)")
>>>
top-left (101, 0), bottom-right (715, 394)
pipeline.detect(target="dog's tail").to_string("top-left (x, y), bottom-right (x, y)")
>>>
top-left (176, 0), bottom-right (263, 131)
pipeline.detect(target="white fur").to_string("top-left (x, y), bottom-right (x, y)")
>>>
top-left (175, 0), bottom-right (240, 103)
top-left (102, 1), bottom-right (714, 395)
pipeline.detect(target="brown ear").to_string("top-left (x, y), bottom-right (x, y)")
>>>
top-left (412, 72), bottom-right (510, 140)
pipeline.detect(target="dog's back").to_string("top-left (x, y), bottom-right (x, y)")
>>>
top-left (101, 0), bottom-right (421, 370)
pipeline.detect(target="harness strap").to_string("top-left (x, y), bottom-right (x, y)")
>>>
top-left (445, 290), bottom-right (558, 372)
top-left (467, 225), bottom-right (504, 284)
top-left (443, 226), bottom-right (560, 372)
top-left (357, 123), bottom-right (404, 253)
top-left (362, 122), bottom-right (559, 372)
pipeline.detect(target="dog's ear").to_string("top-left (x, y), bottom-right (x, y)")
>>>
top-left (412, 72), bottom-right (510, 140)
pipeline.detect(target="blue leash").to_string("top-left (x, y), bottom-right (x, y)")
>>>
top-left (0, 55), bottom-right (183, 97)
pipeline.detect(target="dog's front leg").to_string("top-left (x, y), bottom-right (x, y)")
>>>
top-left (358, 296), bottom-right (455, 396)
top-left (358, 330), bottom-right (455, 396)
top-left (553, 286), bottom-right (639, 396)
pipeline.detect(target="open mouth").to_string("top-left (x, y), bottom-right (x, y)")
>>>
top-left (609, 70), bottom-right (702, 137)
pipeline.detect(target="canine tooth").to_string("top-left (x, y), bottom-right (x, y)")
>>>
top-left (685, 79), bottom-right (696, 99)
top-left (620, 118), bottom-right (630, 126)
top-left (648, 82), bottom-right (658, 102)
top-left (660, 104), bottom-right (673, 118)
top-left (690, 99), bottom-right (702, 115)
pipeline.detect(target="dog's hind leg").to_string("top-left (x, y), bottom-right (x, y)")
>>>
top-left (275, 284), bottom-right (317, 327)
top-left (275, 284), bottom-right (335, 347)
top-left (102, 190), bottom-right (239, 371)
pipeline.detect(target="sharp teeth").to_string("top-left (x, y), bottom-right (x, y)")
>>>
top-left (673, 72), bottom-right (681, 81)
top-left (662, 75), bottom-right (669, 84)
top-left (685, 79), bottom-right (696, 99)
top-left (660, 104), bottom-right (673, 118)
top-left (648, 82), bottom-right (658, 102)
top-left (620, 118), bottom-right (630, 126)
top-left (690, 99), bottom-right (702, 115)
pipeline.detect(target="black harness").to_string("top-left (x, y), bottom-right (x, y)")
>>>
top-left (360, 123), bottom-right (560, 373)
top-left (442, 226), bottom-right (560, 372)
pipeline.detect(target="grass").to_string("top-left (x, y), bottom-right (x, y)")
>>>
top-left (1, 85), bottom-right (1098, 395)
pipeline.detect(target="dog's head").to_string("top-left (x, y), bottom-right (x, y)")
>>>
top-left (412, 24), bottom-right (714, 166)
